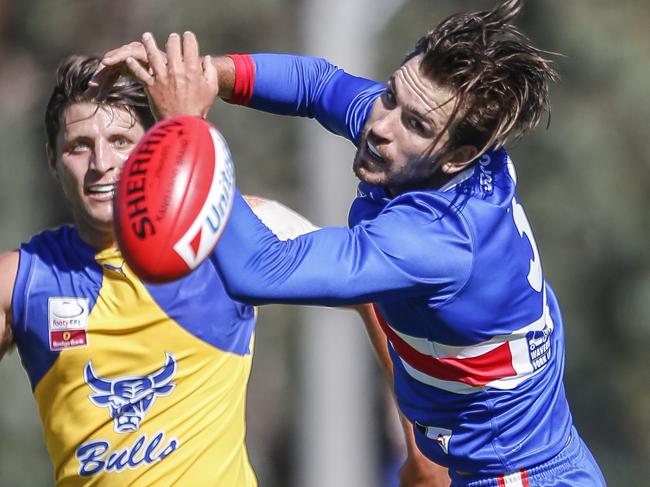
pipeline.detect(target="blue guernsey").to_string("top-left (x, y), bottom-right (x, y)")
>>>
top-left (215, 54), bottom-right (575, 477)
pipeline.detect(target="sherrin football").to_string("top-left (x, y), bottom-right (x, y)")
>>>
top-left (114, 116), bottom-right (235, 283)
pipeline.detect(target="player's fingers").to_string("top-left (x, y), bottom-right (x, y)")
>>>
top-left (202, 55), bottom-right (218, 93)
top-left (182, 31), bottom-right (201, 73)
top-left (165, 32), bottom-right (183, 75)
top-left (101, 41), bottom-right (147, 67)
top-left (87, 62), bottom-right (112, 90)
top-left (89, 43), bottom-right (150, 91)
top-left (142, 32), bottom-right (167, 79)
top-left (86, 65), bottom-right (122, 99)
top-left (87, 61), bottom-right (109, 89)
top-left (125, 57), bottom-right (155, 86)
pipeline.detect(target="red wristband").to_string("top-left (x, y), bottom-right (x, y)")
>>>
top-left (226, 54), bottom-right (255, 106)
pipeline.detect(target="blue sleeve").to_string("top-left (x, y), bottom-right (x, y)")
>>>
top-left (212, 190), bottom-right (474, 307)
top-left (250, 53), bottom-right (385, 145)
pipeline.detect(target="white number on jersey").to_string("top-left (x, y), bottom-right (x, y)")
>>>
top-left (512, 197), bottom-right (543, 293)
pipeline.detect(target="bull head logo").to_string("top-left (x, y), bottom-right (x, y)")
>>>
top-left (84, 353), bottom-right (177, 434)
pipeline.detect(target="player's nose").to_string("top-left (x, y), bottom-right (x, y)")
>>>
top-left (368, 109), bottom-right (396, 142)
top-left (90, 140), bottom-right (120, 173)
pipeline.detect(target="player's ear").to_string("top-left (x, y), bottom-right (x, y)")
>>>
top-left (440, 145), bottom-right (478, 175)
top-left (46, 143), bottom-right (59, 180)
top-left (439, 145), bottom-right (478, 175)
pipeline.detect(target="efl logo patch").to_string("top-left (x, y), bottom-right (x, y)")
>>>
top-left (48, 297), bottom-right (89, 351)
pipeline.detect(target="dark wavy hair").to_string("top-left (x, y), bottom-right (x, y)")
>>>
top-left (405, 0), bottom-right (559, 159)
top-left (45, 55), bottom-right (155, 152)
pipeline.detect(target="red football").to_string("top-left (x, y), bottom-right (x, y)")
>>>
top-left (114, 116), bottom-right (235, 283)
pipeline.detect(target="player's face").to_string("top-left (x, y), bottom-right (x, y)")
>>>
top-left (354, 55), bottom-right (463, 195)
top-left (49, 102), bottom-right (145, 247)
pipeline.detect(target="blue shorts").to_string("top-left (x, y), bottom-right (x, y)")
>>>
top-left (449, 427), bottom-right (606, 487)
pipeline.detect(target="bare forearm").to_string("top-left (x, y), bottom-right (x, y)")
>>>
top-left (211, 55), bottom-right (236, 101)
top-left (355, 303), bottom-right (393, 382)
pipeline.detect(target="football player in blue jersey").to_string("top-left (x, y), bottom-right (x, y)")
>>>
top-left (94, 1), bottom-right (608, 485)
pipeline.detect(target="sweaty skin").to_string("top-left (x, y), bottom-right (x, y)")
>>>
top-left (47, 103), bottom-right (144, 249)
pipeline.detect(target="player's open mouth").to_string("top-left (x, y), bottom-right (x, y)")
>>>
top-left (357, 139), bottom-right (387, 172)
top-left (366, 140), bottom-right (384, 162)
top-left (86, 183), bottom-right (117, 199)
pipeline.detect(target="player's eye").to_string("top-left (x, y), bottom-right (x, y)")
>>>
top-left (407, 118), bottom-right (425, 134)
top-left (67, 141), bottom-right (90, 154)
top-left (383, 88), bottom-right (396, 107)
top-left (113, 136), bottom-right (132, 149)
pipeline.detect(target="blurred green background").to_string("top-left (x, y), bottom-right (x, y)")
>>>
top-left (0, 1), bottom-right (648, 485)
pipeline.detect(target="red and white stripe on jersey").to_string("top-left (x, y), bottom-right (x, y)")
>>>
top-left (373, 289), bottom-right (554, 395)
top-left (497, 470), bottom-right (530, 487)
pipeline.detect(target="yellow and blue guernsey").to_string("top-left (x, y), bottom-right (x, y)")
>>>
top-left (11, 225), bottom-right (257, 486)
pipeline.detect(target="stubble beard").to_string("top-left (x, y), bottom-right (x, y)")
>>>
top-left (353, 147), bottom-right (390, 188)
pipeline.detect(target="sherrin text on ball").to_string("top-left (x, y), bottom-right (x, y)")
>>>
top-left (115, 116), bottom-right (235, 283)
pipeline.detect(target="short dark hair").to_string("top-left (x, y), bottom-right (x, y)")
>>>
top-left (45, 55), bottom-right (155, 152)
top-left (405, 0), bottom-right (558, 158)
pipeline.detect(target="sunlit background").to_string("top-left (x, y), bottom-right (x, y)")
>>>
top-left (0, 1), bottom-right (648, 485)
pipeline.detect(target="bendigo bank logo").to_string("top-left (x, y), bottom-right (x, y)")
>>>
top-left (76, 353), bottom-right (179, 476)
top-left (48, 297), bottom-right (89, 351)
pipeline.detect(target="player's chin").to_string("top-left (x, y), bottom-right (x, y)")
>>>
top-left (87, 196), bottom-right (113, 211)
top-left (85, 205), bottom-right (115, 228)
top-left (353, 158), bottom-right (388, 187)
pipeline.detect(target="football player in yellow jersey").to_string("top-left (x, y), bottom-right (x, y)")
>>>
top-left (0, 51), bottom-right (313, 486)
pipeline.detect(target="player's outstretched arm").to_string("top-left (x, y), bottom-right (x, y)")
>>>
top-left (92, 33), bottom-right (382, 145)
top-left (222, 52), bottom-right (383, 144)
top-left (355, 304), bottom-right (451, 487)
top-left (0, 251), bottom-right (19, 361)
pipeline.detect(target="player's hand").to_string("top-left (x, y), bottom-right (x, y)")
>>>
top-left (399, 449), bottom-right (451, 487)
top-left (125, 31), bottom-right (218, 120)
top-left (86, 40), bottom-right (160, 100)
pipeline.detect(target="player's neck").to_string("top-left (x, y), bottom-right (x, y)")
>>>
top-left (75, 226), bottom-right (117, 252)
top-left (386, 170), bottom-right (459, 197)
